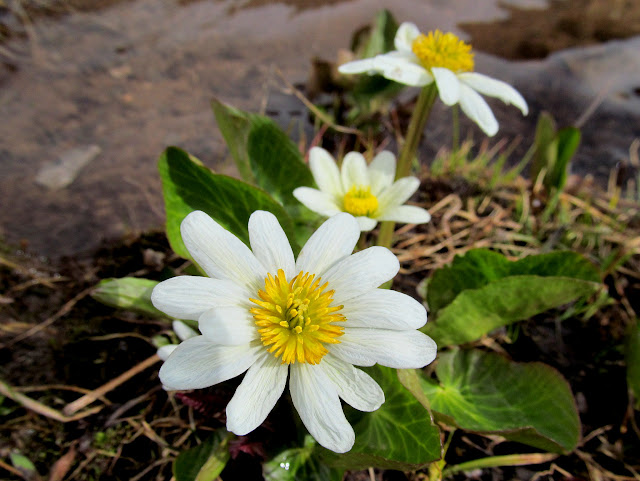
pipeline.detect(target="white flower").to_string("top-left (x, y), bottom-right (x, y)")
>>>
top-left (151, 210), bottom-right (436, 453)
top-left (157, 320), bottom-right (199, 361)
top-left (293, 147), bottom-right (431, 231)
top-left (338, 23), bottom-right (529, 136)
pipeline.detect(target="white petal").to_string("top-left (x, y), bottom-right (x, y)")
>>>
top-left (322, 246), bottom-right (399, 304)
top-left (226, 352), bottom-right (288, 435)
top-left (377, 205), bottom-right (431, 224)
top-left (249, 211), bottom-right (295, 279)
top-left (290, 363), bottom-right (355, 453)
top-left (340, 151), bottom-right (370, 191)
top-left (375, 54), bottom-right (433, 87)
top-left (342, 289), bottom-right (427, 330)
top-left (355, 216), bottom-right (378, 232)
top-left (377, 177), bottom-right (420, 211)
top-left (293, 187), bottom-right (343, 217)
top-left (459, 83), bottom-right (499, 137)
top-left (151, 276), bottom-right (250, 321)
top-left (459, 72), bottom-right (528, 115)
top-left (332, 329), bottom-right (437, 369)
top-left (369, 151), bottom-right (396, 195)
top-left (199, 306), bottom-right (258, 345)
top-left (157, 344), bottom-right (177, 361)
top-left (173, 320), bottom-right (198, 341)
top-left (181, 211), bottom-right (266, 291)
top-left (338, 58), bottom-right (377, 74)
top-left (308, 147), bottom-right (344, 198)
top-left (159, 336), bottom-right (261, 390)
top-left (394, 22), bottom-right (421, 52)
top-left (322, 355), bottom-right (384, 412)
top-left (432, 67), bottom-right (460, 106)
top-left (295, 213), bottom-right (359, 277)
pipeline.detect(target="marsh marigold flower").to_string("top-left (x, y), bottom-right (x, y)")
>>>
top-left (338, 23), bottom-right (528, 136)
top-left (293, 147), bottom-right (431, 231)
top-left (151, 210), bottom-right (436, 453)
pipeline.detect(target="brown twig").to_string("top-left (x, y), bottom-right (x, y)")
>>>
top-left (63, 354), bottom-right (161, 416)
top-left (1, 287), bottom-right (93, 349)
top-left (0, 377), bottom-right (102, 423)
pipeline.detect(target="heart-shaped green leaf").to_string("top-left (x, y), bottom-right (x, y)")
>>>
top-left (321, 366), bottom-right (441, 470)
top-left (423, 249), bottom-right (602, 346)
top-left (212, 98), bottom-right (315, 208)
top-left (158, 146), bottom-right (298, 259)
top-left (426, 249), bottom-right (600, 313)
top-left (421, 349), bottom-right (580, 454)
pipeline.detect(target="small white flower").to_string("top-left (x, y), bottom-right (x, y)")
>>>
top-left (293, 147), bottom-right (431, 231)
top-left (338, 23), bottom-right (529, 136)
top-left (151, 210), bottom-right (436, 453)
top-left (157, 320), bottom-right (199, 361)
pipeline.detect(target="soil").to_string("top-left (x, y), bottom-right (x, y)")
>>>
top-left (461, 0), bottom-right (640, 60)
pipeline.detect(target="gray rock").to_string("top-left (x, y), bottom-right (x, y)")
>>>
top-left (35, 145), bottom-right (101, 190)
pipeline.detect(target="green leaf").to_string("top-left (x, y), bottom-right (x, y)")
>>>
top-left (211, 99), bottom-right (318, 247)
top-left (10, 452), bottom-right (38, 477)
top-left (173, 430), bottom-right (233, 481)
top-left (425, 249), bottom-right (600, 313)
top-left (626, 320), bottom-right (640, 410)
top-left (425, 275), bottom-right (601, 346)
top-left (158, 146), bottom-right (298, 259)
top-left (212, 97), bottom-right (315, 207)
top-left (421, 349), bottom-right (580, 453)
top-left (321, 366), bottom-right (441, 470)
top-left (530, 111), bottom-right (557, 183)
top-left (423, 249), bottom-right (602, 346)
top-left (264, 436), bottom-right (343, 481)
top-left (358, 9), bottom-right (399, 59)
top-left (547, 127), bottom-right (580, 191)
top-left (211, 98), bottom-right (256, 183)
top-left (246, 118), bottom-right (314, 207)
top-left (91, 277), bottom-right (163, 317)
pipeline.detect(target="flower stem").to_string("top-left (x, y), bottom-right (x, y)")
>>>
top-left (376, 83), bottom-right (438, 252)
top-left (396, 83), bottom-right (438, 179)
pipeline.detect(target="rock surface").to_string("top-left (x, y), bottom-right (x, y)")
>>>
top-left (0, 0), bottom-right (638, 257)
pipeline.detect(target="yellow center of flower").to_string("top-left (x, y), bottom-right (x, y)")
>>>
top-left (343, 186), bottom-right (379, 217)
top-left (411, 30), bottom-right (474, 73)
top-left (249, 269), bottom-right (345, 365)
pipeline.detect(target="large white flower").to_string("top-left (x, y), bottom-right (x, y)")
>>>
top-left (293, 147), bottom-right (431, 231)
top-left (338, 23), bottom-right (528, 136)
top-left (151, 210), bottom-right (436, 453)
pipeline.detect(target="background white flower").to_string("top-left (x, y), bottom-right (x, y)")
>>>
top-left (157, 320), bottom-right (198, 362)
top-left (293, 147), bottom-right (431, 231)
top-left (151, 210), bottom-right (436, 453)
top-left (338, 22), bottom-right (528, 136)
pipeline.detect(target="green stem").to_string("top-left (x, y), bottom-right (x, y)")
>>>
top-left (427, 429), bottom-right (456, 481)
top-left (396, 83), bottom-right (438, 179)
top-left (442, 453), bottom-right (558, 478)
top-left (376, 84), bottom-right (437, 252)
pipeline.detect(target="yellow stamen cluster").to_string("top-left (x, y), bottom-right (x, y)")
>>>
top-left (411, 30), bottom-right (474, 73)
top-left (343, 186), bottom-right (379, 217)
top-left (250, 269), bottom-right (345, 365)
